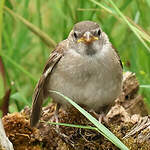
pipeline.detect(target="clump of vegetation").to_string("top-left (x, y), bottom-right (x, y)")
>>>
top-left (0, 0), bottom-right (150, 113)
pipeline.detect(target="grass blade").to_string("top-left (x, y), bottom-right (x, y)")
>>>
top-left (45, 121), bottom-right (98, 130)
top-left (4, 7), bottom-right (56, 48)
top-left (36, 0), bottom-right (46, 60)
top-left (140, 85), bottom-right (150, 88)
top-left (0, 0), bottom-right (5, 49)
top-left (11, 92), bottom-right (31, 106)
top-left (107, 0), bottom-right (150, 52)
top-left (0, 52), bottom-right (37, 83)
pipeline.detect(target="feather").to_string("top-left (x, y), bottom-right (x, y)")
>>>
top-left (30, 42), bottom-right (66, 127)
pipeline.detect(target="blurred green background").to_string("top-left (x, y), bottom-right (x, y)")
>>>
top-left (0, 0), bottom-right (150, 114)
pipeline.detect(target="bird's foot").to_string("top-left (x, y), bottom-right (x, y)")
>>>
top-left (89, 109), bottom-right (108, 124)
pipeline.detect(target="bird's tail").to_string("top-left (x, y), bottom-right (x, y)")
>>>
top-left (30, 77), bottom-right (45, 127)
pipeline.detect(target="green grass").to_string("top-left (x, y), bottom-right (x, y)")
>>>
top-left (1, 0), bottom-right (149, 112)
top-left (0, 0), bottom-right (150, 148)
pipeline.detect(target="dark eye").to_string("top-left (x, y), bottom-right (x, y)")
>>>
top-left (74, 32), bottom-right (78, 39)
top-left (98, 29), bottom-right (101, 36)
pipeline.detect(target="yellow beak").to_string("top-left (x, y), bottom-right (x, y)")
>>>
top-left (77, 32), bottom-right (98, 44)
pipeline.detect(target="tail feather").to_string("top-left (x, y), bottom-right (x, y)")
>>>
top-left (30, 44), bottom-right (63, 127)
top-left (30, 76), bottom-right (45, 127)
top-left (30, 92), bottom-right (43, 127)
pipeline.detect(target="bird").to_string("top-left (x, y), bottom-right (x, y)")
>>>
top-left (30, 20), bottom-right (123, 127)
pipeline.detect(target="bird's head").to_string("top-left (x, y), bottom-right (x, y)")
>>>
top-left (68, 21), bottom-right (107, 56)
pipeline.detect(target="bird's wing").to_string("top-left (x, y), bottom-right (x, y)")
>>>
top-left (117, 53), bottom-right (123, 69)
top-left (112, 45), bottom-right (123, 69)
top-left (30, 41), bottom-right (66, 127)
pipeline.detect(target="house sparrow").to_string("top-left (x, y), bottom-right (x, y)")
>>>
top-left (30, 21), bottom-right (123, 127)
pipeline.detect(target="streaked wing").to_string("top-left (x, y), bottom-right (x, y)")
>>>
top-left (112, 45), bottom-right (123, 69)
top-left (30, 42), bottom-right (65, 127)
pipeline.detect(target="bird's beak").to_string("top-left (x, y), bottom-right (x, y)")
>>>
top-left (77, 31), bottom-right (98, 44)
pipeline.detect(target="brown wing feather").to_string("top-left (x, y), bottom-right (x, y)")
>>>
top-left (30, 43), bottom-right (65, 127)
top-left (112, 45), bottom-right (123, 69)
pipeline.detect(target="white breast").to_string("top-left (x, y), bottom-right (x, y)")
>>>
top-left (48, 44), bottom-right (122, 112)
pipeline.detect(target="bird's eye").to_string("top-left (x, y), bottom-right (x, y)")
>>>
top-left (74, 32), bottom-right (78, 39)
top-left (98, 29), bottom-right (101, 36)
